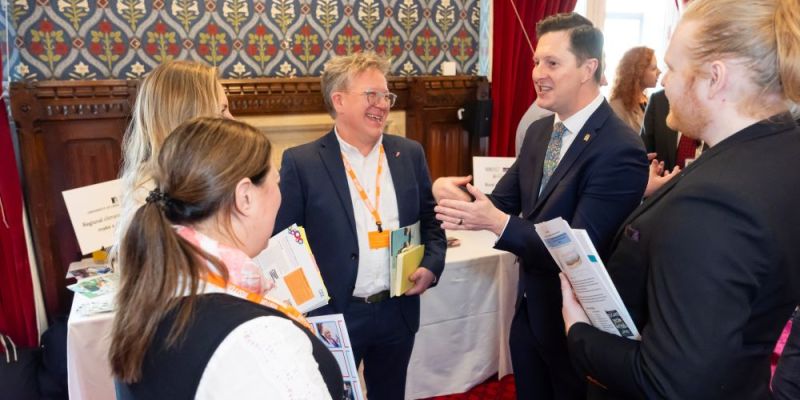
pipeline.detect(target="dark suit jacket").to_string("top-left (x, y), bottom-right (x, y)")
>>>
top-left (641, 90), bottom-right (679, 170)
top-left (275, 131), bottom-right (446, 332)
top-left (491, 100), bottom-right (648, 360)
top-left (568, 114), bottom-right (800, 399)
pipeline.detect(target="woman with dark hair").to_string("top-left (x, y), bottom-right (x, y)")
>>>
top-left (609, 46), bottom-right (660, 132)
top-left (110, 118), bottom-right (342, 399)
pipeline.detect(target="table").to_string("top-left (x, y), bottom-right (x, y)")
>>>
top-left (67, 230), bottom-right (518, 400)
top-left (405, 230), bottom-right (518, 399)
top-left (67, 294), bottom-right (115, 400)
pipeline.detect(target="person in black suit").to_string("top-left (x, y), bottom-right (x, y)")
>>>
top-left (433, 13), bottom-right (648, 400)
top-left (561, 0), bottom-right (800, 398)
top-left (640, 89), bottom-right (678, 170)
top-left (275, 52), bottom-right (446, 400)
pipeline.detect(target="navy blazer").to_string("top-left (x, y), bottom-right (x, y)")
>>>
top-left (491, 100), bottom-right (648, 354)
top-left (275, 130), bottom-right (446, 332)
top-left (568, 114), bottom-right (800, 399)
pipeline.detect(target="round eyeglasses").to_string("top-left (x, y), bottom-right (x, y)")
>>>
top-left (359, 90), bottom-right (398, 107)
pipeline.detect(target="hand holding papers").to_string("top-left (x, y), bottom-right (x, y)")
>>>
top-left (253, 224), bottom-right (329, 313)
top-left (535, 218), bottom-right (640, 340)
top-left (389, 222), bottom-right (425, 296)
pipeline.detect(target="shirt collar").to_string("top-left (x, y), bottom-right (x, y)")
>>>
top-left (554, 93), bottom-right (605, 135)
top-left (334, 125), bottom-right (383, 158)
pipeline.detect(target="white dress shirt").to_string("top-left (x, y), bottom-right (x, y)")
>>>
top-left (552, 92), bottom-right (606, 161)
top-left (335, 128), bottom-right (400, 298)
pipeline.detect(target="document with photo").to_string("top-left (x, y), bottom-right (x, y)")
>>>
top-left (389, 222), bottom-right (422, 297)
top-left (307, 314), bottom-right (364, 400)
top-left (535, 217), bottom-right (640, 340)
top-left (65, 258), bottom-right (112, 280)
top-left (67, 274), bottom-right (118, 299)
top-left (253, 224), bottom-right (329, 313)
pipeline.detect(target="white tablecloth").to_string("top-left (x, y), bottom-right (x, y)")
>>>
top-left (67, 230), bottom-right (518, 400)
top-left (405, 230), bottom-right (518, 399)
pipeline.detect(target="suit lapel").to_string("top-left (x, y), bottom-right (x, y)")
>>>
top-left (528, 102), bottom-right (611, 217)
top-left (384, 135), bottom-right (413, 224)
top-left (318, 131), bottom-right (358, 237)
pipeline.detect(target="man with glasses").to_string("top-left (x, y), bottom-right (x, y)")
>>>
top-left (276, 52), bottom-right (446, 400)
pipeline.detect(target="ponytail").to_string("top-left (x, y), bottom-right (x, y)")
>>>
top-left (110, 117), bottom-right (271, 383)
top-left (109, 195), bottom-right (223, 383)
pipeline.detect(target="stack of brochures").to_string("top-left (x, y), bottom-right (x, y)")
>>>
top-left (389, 222), bottom-right (425, 297)
top-left (253, 224), bottom-right (329, 313)
top-left (307, 314), bottom-right (365, 400)
top-left (535, 217), bottom-right (640, 340)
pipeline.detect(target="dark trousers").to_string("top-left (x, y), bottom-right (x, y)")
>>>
top-left (510, 298), bottom-right (585, 400)
top-left (345, 297), bottom-right (416, 400)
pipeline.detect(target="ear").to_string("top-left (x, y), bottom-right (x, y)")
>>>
top-left (331, 91), bottom-right (346, 114)
top-left (233, 177), bottom-right (255, 216)
top-left (707, 60), bottom-right (727, 99)
top-left (581, 58), bottom-right (599, 84)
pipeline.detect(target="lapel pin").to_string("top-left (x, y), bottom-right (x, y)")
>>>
top-left (583, 133), bottom-right (591, 142)
top-left (395, 151), bottom-right (400, 157)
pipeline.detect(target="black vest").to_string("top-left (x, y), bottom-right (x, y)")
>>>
top-left (116, 293), bottom-right (343, 399)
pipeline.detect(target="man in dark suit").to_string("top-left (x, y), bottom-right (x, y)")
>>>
top-left (433, 13), bottom-right (648, 399)
top-left (275, 52), bottom-right (446, 400)
top-left (640, 89), bottom-right (678, 169)
top-left (561, 1), bottom-right (800, 398)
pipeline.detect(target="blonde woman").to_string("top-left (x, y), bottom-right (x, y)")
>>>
top-left (111, 118), bottom-right (342, 399)
top-left (609, 46), bottom-right (660, 132)
top-left (118, 61), bottom-right (233, 244)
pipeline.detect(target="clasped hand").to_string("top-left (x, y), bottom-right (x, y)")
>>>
top-left (432, 176), bottom-right (508, 235)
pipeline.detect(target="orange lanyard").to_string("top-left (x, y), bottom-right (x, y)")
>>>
top-left (341, 145), bottom-right (385, 232)
top-left (204, 272), bottom-right (312, 331)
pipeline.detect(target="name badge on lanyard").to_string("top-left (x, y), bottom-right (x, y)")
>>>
top-left (342, 145), bottom-right (390, 250)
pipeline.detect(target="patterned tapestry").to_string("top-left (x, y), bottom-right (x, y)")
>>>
top-left (2, 0), bottom-right (481, 81)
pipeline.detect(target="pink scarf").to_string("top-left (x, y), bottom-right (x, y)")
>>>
top-left (175, 225), bottom-right (273, 295)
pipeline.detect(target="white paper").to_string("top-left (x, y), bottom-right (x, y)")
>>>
top-left (307, 314), bottom-right (364, 400)
top-left (535, 217), bottom-right (640, 340)
top-left (253, 224), bottom-right (329, 313)
top-left (62, 179), bottom-right (122, 255)
top-left (472, 157), bottom-right (516, 194)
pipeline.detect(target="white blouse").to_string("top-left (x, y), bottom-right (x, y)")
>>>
top-left (195, 315), bottom-right (332, 400)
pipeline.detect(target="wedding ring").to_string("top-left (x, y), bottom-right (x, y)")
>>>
top-left (458, 218), bottom-right (463, 225)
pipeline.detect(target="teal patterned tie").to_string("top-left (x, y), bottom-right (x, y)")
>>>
top-left (541, 122), bottom-right (568, 189)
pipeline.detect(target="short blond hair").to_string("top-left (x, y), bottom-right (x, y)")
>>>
top-left (681, 0), bottom-right (800, 109)
top-left (321, 52), bottom-right (391, 117)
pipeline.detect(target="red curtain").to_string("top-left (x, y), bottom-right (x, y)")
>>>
top-left (0, 53), bottom-right (38, 348)
top-left (489, 0), bottom-right (577, 156)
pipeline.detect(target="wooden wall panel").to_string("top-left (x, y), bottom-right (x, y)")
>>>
top-left (10, 75), bottom-right (489, 319)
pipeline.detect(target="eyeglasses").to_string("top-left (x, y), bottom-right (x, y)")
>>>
top-left (358, 90), bottom-right (397, 107)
